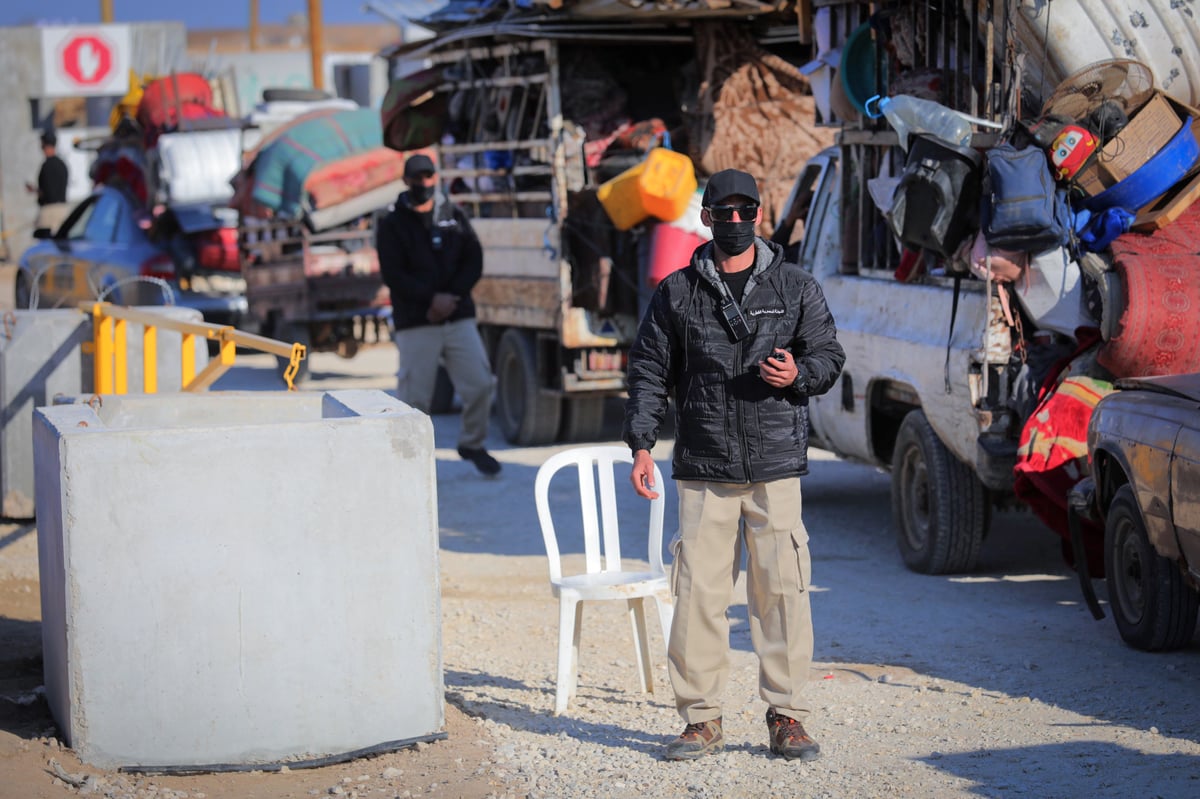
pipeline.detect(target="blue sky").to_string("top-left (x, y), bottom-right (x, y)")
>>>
top-left (0, 1), bottom-right (440, 29)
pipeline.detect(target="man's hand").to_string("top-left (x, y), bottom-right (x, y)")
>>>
top-left (630, 449), bottom-right (659, 500)
top-left (759, 348), bottom-right (798, 388)
top-left (25, 181), bottom-right (36, 195)
top-left (426, 292), bottom-right (460, 323)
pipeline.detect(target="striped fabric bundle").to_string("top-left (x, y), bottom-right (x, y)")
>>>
top-left (250, 108), bottom-right (383, 217)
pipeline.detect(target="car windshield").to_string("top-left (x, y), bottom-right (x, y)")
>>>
top-left (62, 197), bottom-right (97, 241)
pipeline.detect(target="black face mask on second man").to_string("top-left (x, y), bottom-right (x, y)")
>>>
top-left (408, 183), bottom-right (434, 205)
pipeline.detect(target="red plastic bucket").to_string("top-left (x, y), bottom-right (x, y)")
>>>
top-left (648, 223), bottom-right (705, 289)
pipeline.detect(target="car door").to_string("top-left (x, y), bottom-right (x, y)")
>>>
top-left (1169, 423), bottom-right (1200, 580)
top-left (21, 195), bottom-right (100, 309)
top-left (72, 188), bottom-right (141, 305)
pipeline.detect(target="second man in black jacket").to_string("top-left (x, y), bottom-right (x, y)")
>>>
top-left (377, 154), bottom-right (500, 476)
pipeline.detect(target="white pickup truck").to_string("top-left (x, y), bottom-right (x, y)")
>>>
top-left (783, 147), bottom-right (1016, 575)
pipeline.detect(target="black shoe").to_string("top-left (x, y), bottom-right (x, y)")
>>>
top-left (766, 708), bottom-right (821, 761)
top-left (457, 446), bottom-right (501, 476)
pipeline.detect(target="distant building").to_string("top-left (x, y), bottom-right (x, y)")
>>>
top-left (185, 21), bottom-right (400, 115)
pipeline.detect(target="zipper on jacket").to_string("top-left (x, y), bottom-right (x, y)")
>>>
top-left (735, 333), bottom-right (752, 483)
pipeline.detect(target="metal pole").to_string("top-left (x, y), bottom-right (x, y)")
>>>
top-left (249, 0), bottom-right (259, 52)
top-left (308, 0), bottom-right (325, 91)
top-left (101, 0), bottom-right (113, 23)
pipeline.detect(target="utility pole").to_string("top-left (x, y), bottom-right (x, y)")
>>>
top-left (101, 0), bottom-right (113, 22)
top-left (249, 0), bottom-right (259, 51)
top-left (308, 0), bottom-right (324, 91)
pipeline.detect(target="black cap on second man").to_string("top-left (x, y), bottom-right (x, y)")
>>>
top-left (701, 169), bottom-right (760, 206)
top-left (404, 153), bottom-right (436, 178)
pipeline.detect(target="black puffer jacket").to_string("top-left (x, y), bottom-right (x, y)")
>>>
top-left (623, 239), bottom-right (845, 483)
top-left (377, 191), bottom-right (483, 331)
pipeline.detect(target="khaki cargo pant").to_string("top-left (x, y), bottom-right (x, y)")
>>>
top-left (394, 317), bottom-right (495, 450)
top-left (669, 478), bottom-right (813, 724)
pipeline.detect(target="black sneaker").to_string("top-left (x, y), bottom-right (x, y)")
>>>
top-left (665, 717), bottom-right (724, 761)
top-left (766, 708), bottom-right (820, 761)
top-left (457, 446), bottom-right (501, 476)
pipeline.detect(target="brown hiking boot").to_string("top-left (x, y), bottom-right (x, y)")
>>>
top-left (664, 717), bottom-right (724, 761)
top-left (766, 708), bottom-right (821, 761)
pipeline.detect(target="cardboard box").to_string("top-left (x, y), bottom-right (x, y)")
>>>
top-left (1076, 92), bottom-right (1185, 196)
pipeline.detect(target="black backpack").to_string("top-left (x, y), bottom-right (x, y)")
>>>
top-left (888, 133), bottom-right (984, 258)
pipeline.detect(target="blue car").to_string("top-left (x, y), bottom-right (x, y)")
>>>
top-left (17, 184), bottom-right (249, 327)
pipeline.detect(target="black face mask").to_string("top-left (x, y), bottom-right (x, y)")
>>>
top-left (711, 220), bottom-right (756, 256)
top-left (408, 183), bottom-right (434, 205)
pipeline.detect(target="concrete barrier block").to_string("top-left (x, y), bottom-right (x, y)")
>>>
top-left (0, 310), bottom-right (88, 519)
top-left (33, 390), bottom-right (442, 769)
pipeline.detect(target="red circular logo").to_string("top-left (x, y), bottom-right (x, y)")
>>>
top-left (61, 35), bottom-right (113, 87)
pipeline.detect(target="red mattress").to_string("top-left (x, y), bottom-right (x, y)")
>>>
top-left (1098, 204), bottom-right (1200, 378)
top-left (303, 147), bottom-right (406, 210)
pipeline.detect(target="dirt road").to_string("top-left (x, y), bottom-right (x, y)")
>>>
top-left (2, 345), bottom-right (1198, 798)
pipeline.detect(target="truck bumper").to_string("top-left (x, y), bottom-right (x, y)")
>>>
top-left (976, 434), bottom-right (1017, 492)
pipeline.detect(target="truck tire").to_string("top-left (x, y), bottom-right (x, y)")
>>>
top-left (559, 396), bottom-right (607, 442)
top-left (14, 272), bottom-right (33, 309)
top-left (494, 328), bottom-right (560, 445)
top-left (891, 410), bottom-right (988, 574)
top-left (1104, 484), bottom-right (1200, 651)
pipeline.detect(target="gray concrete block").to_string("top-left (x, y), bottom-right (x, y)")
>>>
top-left (0, 310), bottom-right (88, 518)
top-left (33, 390), bottom-right (442, 768)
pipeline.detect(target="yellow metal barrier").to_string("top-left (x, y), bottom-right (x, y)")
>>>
top-left (86, 303), bottom-right (307, 393)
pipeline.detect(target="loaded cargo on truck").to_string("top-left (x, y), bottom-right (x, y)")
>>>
top-left (769, 0), bottom-right (1200, 575)
top-left (379, 1), bottom-right (836, 445)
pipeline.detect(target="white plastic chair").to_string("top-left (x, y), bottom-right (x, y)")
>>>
top-left (534, 446), bottom-right (674, 715)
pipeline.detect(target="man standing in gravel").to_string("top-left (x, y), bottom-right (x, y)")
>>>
top-left (623, 169), bottom-right (845, 762)
top-left (378, 153), bottom-right (500, 476)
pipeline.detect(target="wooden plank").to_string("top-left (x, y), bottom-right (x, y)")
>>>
top-left (474, 219), bottom-right (561, 279)
top-left (474, 276), bottom-right (559, 330)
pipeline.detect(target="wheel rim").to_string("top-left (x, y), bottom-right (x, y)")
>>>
top-left (1112, 516), bottom-right (1147, 625)
top-left (899, 444), bottom-right (931, 551)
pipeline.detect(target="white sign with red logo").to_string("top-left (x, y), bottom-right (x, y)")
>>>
top-left (41, 26), bottom-right (131, 98)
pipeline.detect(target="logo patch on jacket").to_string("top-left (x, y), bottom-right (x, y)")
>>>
top-left (748, 307), bottom-right (785, 317)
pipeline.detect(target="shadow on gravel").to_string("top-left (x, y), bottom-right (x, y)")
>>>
top-left (444, 668), bottom-right (668, 753)
top-left (0, 523), bottom-right (35, 554)
top-left (0, 617), bottom-right (53, 740)
top-left (740, 454), bottom-right (1200, 749)
top-left (919, 741), bottom-right (1200, 798)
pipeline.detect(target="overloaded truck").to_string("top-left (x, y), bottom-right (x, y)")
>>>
top-left (380, 4), bottom-right (835, 444)
top-left (385, 0), bottom-right (1200, 581)
top-left (771, 0), bottom-right (1200, 574)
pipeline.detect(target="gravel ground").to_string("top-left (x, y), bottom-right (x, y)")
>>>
top-left (2, 349), bottom-right (1199, 798)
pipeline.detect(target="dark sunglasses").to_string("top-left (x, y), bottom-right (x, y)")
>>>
top-left (706, 203), bottom-right (759, 222)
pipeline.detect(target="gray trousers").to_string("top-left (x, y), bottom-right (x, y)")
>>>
top-left (670, 477), bottom-right (814, 724)
top-left (394, 317), bottom-right (495, 449)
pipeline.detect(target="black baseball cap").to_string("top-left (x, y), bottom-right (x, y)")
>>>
top-left (40, 129), bottom-right (57, 147)
top-left (404, 153), bottom-right (436, 177)
top-left (701, 169), bottom-right (760, 206)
